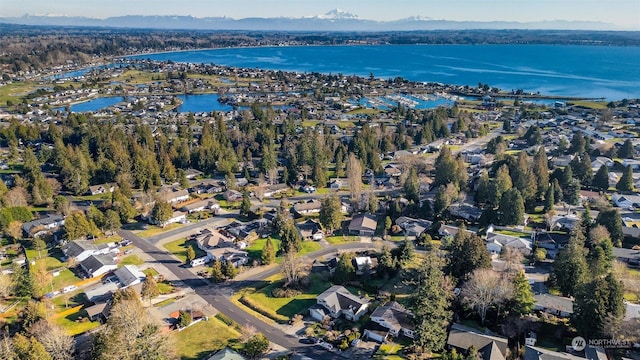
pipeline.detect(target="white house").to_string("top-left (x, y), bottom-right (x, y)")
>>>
top-left (310, 285), bottom-right (370, 322)
top-left (485, 230), bottom-right (532, 256)
top-left (612, 193), bottom-right (640, 209)
top-left (80, 254), bottom-right (117, 278)
top-left (113, 265), bottom-right (146, 288)
top-left (63, 240), bottom-right (111, 262)
top-left (22, 214), bottom-right (65, 238)
top-left (368, 301), bottom-right (415, 339)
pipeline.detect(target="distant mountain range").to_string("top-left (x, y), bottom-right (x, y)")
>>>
top-left (0, 9), bottom-right (618, 31)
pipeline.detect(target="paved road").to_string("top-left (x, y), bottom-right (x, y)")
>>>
top-left (119, 229), bottom-right (344, 360)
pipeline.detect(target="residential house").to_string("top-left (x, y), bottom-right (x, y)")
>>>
top-left (612, 193), bottom-right (640, 209)
top-left (194, 229), bottom-right (249, 267)
top-left (293, 199), bottom-right (322, 215)
top-left (533, 294), bottom-right (573, 318)
top-left (206, 248), bottom-right (250, 267)
top-left (87, 183), bottom-right (114, 196)
top-left (367, 301), bottom-right (414, 340)
top-left (63, 240), bottom-right (111, 262)
top-left (449, 204), bottom-right (483, 222)
top-left (395, 216), bottom-right (432, 237)
top-left (22, 214), bottom-right (65, 238)
top-left (113, 265), bottom-right (146, 288)
top-left (156, 187), bottom-right (190, 205)
top-left (329, 178), bottom-right (348, 190)
top-left (189, 180), bottom-right (224, 195)
top-left (353, 256), bottom-right (377, 275)
top-left (438, 224), bottom-right (475, 239)
top-left (591, 157), bottom-right (613, 172)
top-left (264, 183), bottom-right (290, 197)
top-left (447, 323), bottom-right (509, 360)
top-left (84, 282), bottom-right (118, 303)
top-left (622, 158), bottom-right (640, 170)
top-left (150, 211), bottom-right (187, 227)
top-left (348, 213), bottom-right (378, 237)
top-left (383, 164), bottom-right (402, 177)
top-left (224, 219), bottom-right (269, 241)
top-left (553, 155), bottom-right (574, 167)
top-left (85, 301), bottom-right (113, 323)
top-left (613, 247), bottom-right (640, 267)
top-left (296, 219), bottom-right (324, 241)
top-left (205, 347), bottom-right (246, 360)
top-left (533, 232), bottom-right (570, 259)
top-left (552, 215), bottom-right (579, 231)
top-left (310, 285), bottom-right (370, 322)
top-left (485, 230), bottom-right (532, 256)
top-left (80, 254), bottom-right (118, 278)
top-left (184, 168), bottom-right (203, 179)
top-left (181, 199), bottom-right (220, 214)
top-left (223, 189), bottom-right (243, 202)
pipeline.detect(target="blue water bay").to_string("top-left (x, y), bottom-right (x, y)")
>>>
top-left (129, 45), bottom-right (640, 100)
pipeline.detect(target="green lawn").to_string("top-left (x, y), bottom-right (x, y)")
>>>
top-left (299, 241), bottom-right (322, 255)
top-left (163, 238), bottom-right (206, 264)
top-left (50, 269), bottom-right (82, 292)
top-left (325, 235), bottom-right (358, 245)
top-left (136, 223), bottom-right (184, 238)
top-left (246, 238), bottom-right (281, 261)
top-left (173, 317), bottom-right (241, 360)
top-left (94, 234), bottom-right (122, 245)
top-left (54, 308), bottom-right (100, 336)
top-left (374, 343), bottom-right (405, 360)
top-left (158, 282), bottom-right (174, 294)
top-left (143, 267), bottom-right (159, 278)
top-left (119, 254), bottom-right (145, 267)
top-left (238, 274), bottom-right (331, 322)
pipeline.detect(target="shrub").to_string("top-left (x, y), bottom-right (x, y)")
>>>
top-left (272, 287), bottom-right (301, 298)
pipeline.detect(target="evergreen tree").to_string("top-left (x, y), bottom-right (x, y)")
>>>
top-left (499, 188), bottom-right (524, 226)
top-left (510, 270), bottom-right (535, 316)
top-left (150, 201), bottom-right (172, 227)
top-left (12, 334), bottom-right (51, 360)
top-left (565, 179), bottom-right (581, 206)
top-left (185, 246), bottom-right (196, 264)
top-left (596, 208), bottom-right (624, 247)
top-left (553, 224), bottom-right (588, 296)
top-left (490, 165), bottom-right (512, 205)
top-left (409, 253), bottom-right (452, 353)
top-left (242, 333), bottom-right (270, 360)
top-left (399, 238), bottom-right (415, 264)
top-left (533, 147), bottom-right (549, 199)
top-left (222, 261), bottom-right (238, 279)
top-left (544, 186), bottom-right (554, 212)
top-left (616, 165), bottom-right (634, 192)
top-left (573, 273), bottom-right (624, 339)
top-left (593, 165), bottom-right (610, 192)
top-left (334, 253), bottom-right (355, 284)
top-left (210, 261), bottom-right (225, 283)
top-left (319, 195), bottom-right (342, 235)
top-left (240, 191), bottom-right (251, 216)
top-left (445, 228), bottom-right (492, 282)
top-left (261, 237), bottom-right (276, 265)
top-left (618, 139), bottom-right (634, 159)
top-left (403, 167), bottom-right (420, 204)
top-left (552, 178), bottom-right (563, 204)
top-left (279, 220), bottom-right (302, 254)
top-left (475, 170), bottom-right (491, 204)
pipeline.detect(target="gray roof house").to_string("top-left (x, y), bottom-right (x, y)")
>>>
top-left (311, 285), bottom-right (370, 322)
top-left (447, 323), bottom-right (509, 360)
top-left (486, 231), bottom-right (533, 256)
top-left (348, 213), bottom-right (378, 237)
top-left (368, 301), bottom-right (415, 339)
top-left (80, 254), bottom-right (117, 278)
top-left (63, 240), bottom-right (111, 262)
top-left (22, 214), bottom-right (65, 238)
top-left (395, 216), bottom-right (432, 237)
top-left (114, 265), bottom-right (146, 288)
top-left (533, 294), bottom-right (574, 318)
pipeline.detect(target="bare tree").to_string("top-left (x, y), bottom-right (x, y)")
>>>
top-left (461, 269), bottom-right (514, 325)
top-left (267, 168), bottom-right (279, 186)
top-left (502, 247), bottom-right (524, 275)
top-left (254, 174), bottom-right (267, 201)
top-left (29, 320), bottom-right (74, 360)
top-left (281, 251), bottom-right (306, 287)
top-left (346, 152), bottom-right (363, 209)
top-left (3, 186), bottom-right (29, 207)
top-left (0, 336), bottom-right (15, 360)
top-left (0, 274), bottom-right (12, 299)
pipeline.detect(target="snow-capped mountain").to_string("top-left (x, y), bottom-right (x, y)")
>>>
top-left (315, 9), bottom-right (359, 20)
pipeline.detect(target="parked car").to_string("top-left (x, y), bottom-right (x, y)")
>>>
top-left (317, 342), bottom-right (333, 350)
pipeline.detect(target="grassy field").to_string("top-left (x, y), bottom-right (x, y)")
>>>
top-left (299, 241), bottom-right (322, 255)
top-left (173, 317), bottom-right (241, 360)
top-left (136, 223), bottom-right (184, 238)
top-left (569, 101), bottom-right (608, 109)
top-left (94, 234), bottom-right (122, 245)
top-left (163, 238), bottom-right (207, 263)
top-left (374, 343), bottom-right (405, 360)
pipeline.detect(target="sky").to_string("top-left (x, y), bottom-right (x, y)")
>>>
top-left (2, 0), bottom-right (639, 29)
